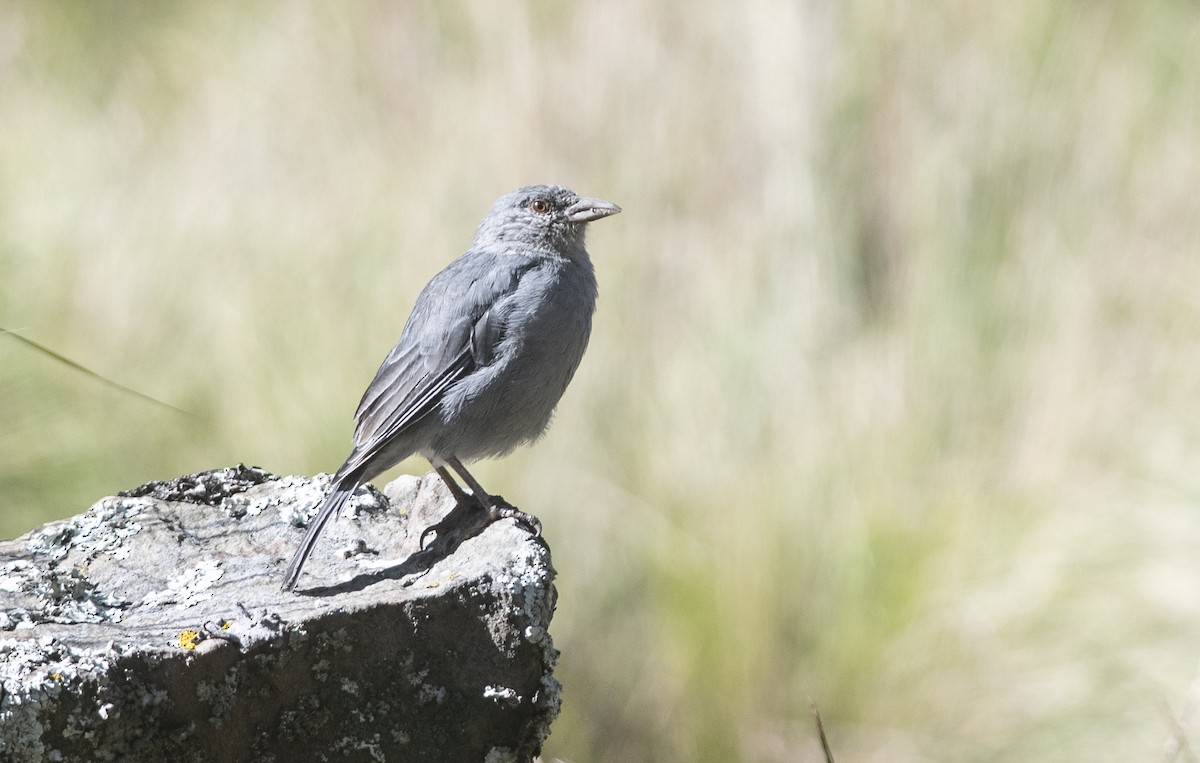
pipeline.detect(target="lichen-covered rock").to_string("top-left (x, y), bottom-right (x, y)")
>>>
top-left (0, 467), bottom-right (560, 763)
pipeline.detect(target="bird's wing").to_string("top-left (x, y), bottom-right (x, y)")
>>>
top-left (335, 252), bottom-right (536, 479)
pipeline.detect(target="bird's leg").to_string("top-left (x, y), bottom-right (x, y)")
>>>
top-left (420, 464), bottom-right (475, 550)
top-left (420, 457), bottom-right (543, 550)
top-left (446, 456), bottom-right (542, 537)
top-left (433, 465), bottom-right (473, 505)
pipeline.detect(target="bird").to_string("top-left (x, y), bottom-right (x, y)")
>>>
top-left (282, 184), bottom-right (621, 591)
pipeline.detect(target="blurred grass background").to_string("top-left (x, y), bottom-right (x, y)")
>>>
top-left (3, 1), bottom-right (1200, 760)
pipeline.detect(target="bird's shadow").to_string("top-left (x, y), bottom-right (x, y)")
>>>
top-left (292, 499), bottom-right (494, 597)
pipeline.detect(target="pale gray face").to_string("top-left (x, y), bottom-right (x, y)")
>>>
top-left (474, 184), bottom-right (621, 254)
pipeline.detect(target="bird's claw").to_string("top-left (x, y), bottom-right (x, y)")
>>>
top-left (419, 524), bottom-right (439, 551)
top-left (418, 495), bottom-right (542, 551)
top-left (487, 499), bottom-right (542, 537)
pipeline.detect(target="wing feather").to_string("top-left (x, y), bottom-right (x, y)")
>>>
top-left (333, 252), bottom-right (538, 481)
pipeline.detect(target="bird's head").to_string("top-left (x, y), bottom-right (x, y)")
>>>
top-left (473, 184), bottom-right (621, 257)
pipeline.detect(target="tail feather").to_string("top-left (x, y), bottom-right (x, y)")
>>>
top-left (281, 481), bottom-right (356, 591)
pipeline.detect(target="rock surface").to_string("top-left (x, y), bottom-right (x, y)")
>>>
top-left (0, 466), bottom-right (560, 763)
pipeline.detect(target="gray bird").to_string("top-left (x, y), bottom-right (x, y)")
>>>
top-left (282, 184), bottom-right (621, 591)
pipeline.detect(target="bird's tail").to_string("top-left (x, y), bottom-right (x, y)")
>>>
top-left (281, 479), bottom-right (356, 592)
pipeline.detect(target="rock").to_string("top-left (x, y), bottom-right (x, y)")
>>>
top-left (0, 466), bottom-right (560, 763)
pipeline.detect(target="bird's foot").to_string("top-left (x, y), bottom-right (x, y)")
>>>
top-left (484, 496), bottom-right (542, 537)
top-left (418, 494), bottom-right (541, 550)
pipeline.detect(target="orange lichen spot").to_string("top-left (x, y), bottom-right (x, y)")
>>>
top-left (178, 629), bottom-right (202, 650)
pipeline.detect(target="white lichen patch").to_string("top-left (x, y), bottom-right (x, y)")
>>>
top-left (27, 498), bottom-right (147, 562)
top-left (484, 747), bottom-right (520, 763)
top-left (260, 474), bottom-right (388, 527)
top-left (483, 685), bottom-right (521, 706)
top-left (417, 683), bottom-right (446, 705)
top-left (0, 560), bottom-right (35, 593)
top-left (0, 562), bottom-right (128, 631)
top-left (476, 538), bottom-right (556, 657)
top-left (331, 732), bottom-right (386, 763)
top-left (139, 558), bottom-right (224, 609)
top-left (0, 610), bottom-right (35, 631)
top-left (194, 669), bottom-right (242, 726)
top-left (0, 637), bottom-right (118, 761)
top-left (217, 609), bottom-right (285, 651)
top-left (276, 474), bottom-right (334, 526)
top-left (220, 473), bottom-right (328, 521)
top-left (40, 576), bottom-right (127, 627)
top-left (394, 654), bottom-right (447, 705)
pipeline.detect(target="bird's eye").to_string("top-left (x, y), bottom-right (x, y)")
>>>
top-left (530, 199), bottom-right (550, 214)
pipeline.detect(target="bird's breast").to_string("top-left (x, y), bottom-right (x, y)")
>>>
top-left (432, 259), bottom-right (597, 460)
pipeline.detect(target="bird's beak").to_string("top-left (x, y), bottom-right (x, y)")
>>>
top-left (565, 196), bottom-right (622, 223)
